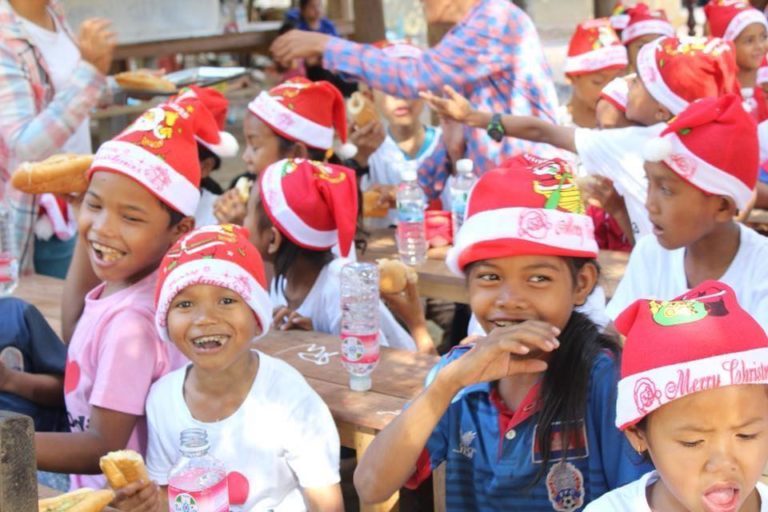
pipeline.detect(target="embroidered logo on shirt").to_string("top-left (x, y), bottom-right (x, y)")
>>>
top-left (532, 420), bottom-right (589, 463)
top-left (546, 461), bottom-right (585, 512)
top-left (453, 430), bottom-right (477, 459)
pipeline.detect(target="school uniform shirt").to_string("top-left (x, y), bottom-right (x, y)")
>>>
top-left (269, 258), bottom-right (417, 351)
top-left (194, 188), bottom-right (219, 228)
top-left (408, 347), bottom-right (650, 511)
top-left (574, 124), bottom-right (667, 239)
top-left (65, 271), bottom-right (187, 490)
top-left (606, 225), bottom-right (768, 326)
top-left (584, 471), bottom-right (768, 511)
top-left (145, 351), bottom-right (340, 512)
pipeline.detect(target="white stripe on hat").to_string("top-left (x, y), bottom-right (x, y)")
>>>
top-left (564, 45), bottom-right (628, 74)
top-left (155, 258), bottom-right (272, 344)
top-left (616, 347), bottom-right (768, 430)
top-left (91, 140), bottom-right (199, 216)
top-left (724, 9), bottom-right (768, 41)
top-left (248, 92), bottom-right (334, 150)
top-left (445, 207), bottom-right (599, 275)
top-left (260, 160), bottom-right (338, 250)
top-left (621, 18), bottom-right (675, 44)
top-left (636, 38), bottom-right (690, 115)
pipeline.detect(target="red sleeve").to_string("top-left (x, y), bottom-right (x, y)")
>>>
top-left (404, 448), bottom-right (434, 490)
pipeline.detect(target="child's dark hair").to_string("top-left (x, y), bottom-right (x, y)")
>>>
top-left (160, 201), bottom-right (186, 227)
top-left (197, 143), bottom-right (221, 171)
top-left (275, 134), bottom-right (342, 164)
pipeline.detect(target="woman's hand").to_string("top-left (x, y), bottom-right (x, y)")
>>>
top-left (78, 18), bottom-right (116, 75)
top-left (420, 85), bottom-right (473, 124)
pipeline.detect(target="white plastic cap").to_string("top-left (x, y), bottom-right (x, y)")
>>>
top-left (400, 162), bottom-right (418, 182)
top-left (456, 159), bottom-right (473, 174)
top-left (349, 374), bottom-right (372, 392)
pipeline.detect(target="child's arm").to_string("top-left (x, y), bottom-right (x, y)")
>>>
top-left (421, 85), bottom-right (577, 153)
top-left (354, 321), bottom-right (557, 503)
top-left (62, 237), bottom-right (101, 344)
top-left (35, 405), bottom-right (139, 474)
top-left (303, 484), bottom-right (344, 512)
top-left (382, 281), bottom-right (437, 354)
top-left (0, 363), bottom-right (63, 406)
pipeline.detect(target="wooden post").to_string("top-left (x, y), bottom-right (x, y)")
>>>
top-left (685, 0), bottom-right (697, 36)
top-left (352, 0), bottom-right (386, 43)
top-left (0, 412), bottom-right (37, 512)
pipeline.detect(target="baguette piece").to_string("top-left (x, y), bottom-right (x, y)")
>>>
top-left (11, 154), bottom-right (92, 195)
top-left (100, 449), bottom-right (149, 490)
top-left (347, 91), bottom-right (378, 127)
top-left (235, 176), bottom-right (254, 203)
top-left (114, 71), bottom-right (177, 93)
top-left (38, 488), bottom-right (114, 512)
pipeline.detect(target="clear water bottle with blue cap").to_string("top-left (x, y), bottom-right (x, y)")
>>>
top-left (396, 161), bottom-right (427, 265)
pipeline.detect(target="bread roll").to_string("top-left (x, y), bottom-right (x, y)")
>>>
top-left (100, 449), bottom-right (149, 490)
top-left (427, 245), bottom-right (450, 260)
top-left (347, 92), bottom-right (378, 127)
top-left (363, 190), bottom-right (389, 218)
top-left (378, 258), bottom-right (418, 294)
top-left (38, 488), bottom-right (114, 512)
top-left (114, 71), bottom-right (177, 93)
top-left (11, 154), bottom-right (92, 195)
top-left (234, 176), bottom-right (254, 203)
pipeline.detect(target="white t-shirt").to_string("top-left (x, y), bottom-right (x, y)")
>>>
top-left (606, 225), bottom-right (768, 326)
top-left (20, 12), bottom-right (91, 154)
top-left (194, 189), bottom-right (219, 228)
top-left (145, 352), bottom-right (340, 512)
top-left (585, 471), bottom-right (768, 511)
top-left (574, 124), bottom-right (666, 239)
top-left (270, 258), bottom-right (417, 351)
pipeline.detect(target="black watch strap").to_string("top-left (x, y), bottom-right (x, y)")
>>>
top-left (487, 113), bottom-right (505, 142)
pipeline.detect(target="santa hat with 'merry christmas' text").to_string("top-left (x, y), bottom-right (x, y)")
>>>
top-left (445, 154), bottom-right (598, 275)
top-left (565, 18), bottom-right (627, 76)
top-left (248, 77), bottom-right (356, 159)
top-left (88, 95), bottom-right (221, 216)
top-left (704, 0), bottom-right (768, 41)
top-left (600, 75), bottom-right (630, 112)
top-left (643, 94), bottom-right (758, 210)
top-left (259, 158), bottom-right (358, 257)
top-left (621, 3), bottom-right (675, 45)
top-left (636, 36), bottom-right (740, 115)
top-left (154, 224), bottom-right (272, 343)
top-left (172, 86), bottom-right (239, 158)
top-left (615, 280), bottom-right (768, 430)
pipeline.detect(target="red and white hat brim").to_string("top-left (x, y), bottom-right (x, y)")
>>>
top-left (248, 91), bottom-right (334, 150)
top-left (565, 45), bottom-right (628, 76)
top-left (600, 77), bottom-right (630, 112)
top-left (643, 132), bottom-right (754, 209)
top-left (155, 257), bottom-right (272, 344)
top-left (611, 13), bottom-right (630, 30)
top-left (758, 66), bottom-right (768, 85)
top-left (196, 131), bottom-right (239, 158)
top-left (621, 19), bottom-right (675, 44)
top-left (636, 38), bottom-right (690, 115)
top-left (445, 207), bottom-right (599, 275)
top-left (260, 160), bottom-right (338, 251)
top-left (616, 347), bottom-right (768, 430)
top-left (90, 140), bottom-right (200, 216)
top-left (723, 9), bottom-right (768, 41)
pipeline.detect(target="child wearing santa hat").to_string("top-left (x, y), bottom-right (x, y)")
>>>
top-left (354, 154), bottom-right (650, 510)
top-left (596, 75), bottom-right (635, 129)
top-left (243, 158), bottom-right (427, 352)
top-left (620, 3), bottom-right (675, 72)
top-left (705, 0), bottom-right (768, 121)
top-left (33, 94), bottom-right (228, 489)
top-left (112, 224), bottom-right (343, 511)
top-left (422, 35), bottom-right (740, 242)
top-left (606, 94), bottom-right (768, 328)
top-left (586, 281), bottom-right (768, 511)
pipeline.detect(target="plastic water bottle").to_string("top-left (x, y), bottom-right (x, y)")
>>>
top-left (450, 159), bottom-right (476, 239)
top-left (396, 162), bottom-right (427, 265)
top-left (340, 262), bottom-right (380, 392)
top-left (0, 205), bottom-right (19, 296)
top-left (167, 429), bottom-right (229, 512)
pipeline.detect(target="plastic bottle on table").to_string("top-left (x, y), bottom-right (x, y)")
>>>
top-left (167, 428), bottom-right (229, 512)
top-left (450, 159), bottom-right (476, 239)
top-left (340, 262), bottom-right (380, 392)
top-left (0, 204), bottom-right (19, 296)
top-left (396, 161), bottom-right (427, 265)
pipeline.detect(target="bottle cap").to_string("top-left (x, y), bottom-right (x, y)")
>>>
top-left (456, 159), bottom-right (473, 174)
top-left (349, 374), bottom-right (372, 392)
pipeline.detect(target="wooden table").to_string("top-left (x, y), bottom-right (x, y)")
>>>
top-left (747, 208), bottom-right (768, 234)
top-left (359, 229), bottom-right (629, 302)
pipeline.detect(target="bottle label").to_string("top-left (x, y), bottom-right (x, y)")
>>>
top-left (397, 203), bottom-right (424, 223)
top-left (168, 475), bottom-right (229, 512)
top-left (340, 332), bottom-right (380, 374)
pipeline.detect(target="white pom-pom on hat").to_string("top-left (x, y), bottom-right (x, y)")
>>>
top-left (642, 135), bottom-right (673, 162)
top-left (336, 142), bottom-right (358, 160)
top-left (198, 130), bottom-right (240, 158)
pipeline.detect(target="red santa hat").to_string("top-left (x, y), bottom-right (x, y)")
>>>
top-left (373, 39), bottom-right (424, 59)
top-left (758, 55), bottom-right (768, 84)
top-left (154, 224), bottom-right (272, 344)
top-left (599, 75), bottom-right (630, 112)
top-left (259, 158), bottom-right (358, 257)
top-left (445, 154), bottom-right (598, 275)
top-left (615, 280), bottom-right (768, 430)
top-left (610, 2), bottom-right (631, 31)
top-left (247, 77), bottom-right (356, 159)
top-left (88, 95), bottom-right (220, 216)
top-left (636, 36), bottom-right (740, 115)
top-left (621, 4), bottom-right (675, 45)
top-left (565, 18), bottom-right (628, 77)
top-left (173, 86), bottom-right (239, 158)
top-left (704, 0), bottom-right (768, 41)
top-left (643, 94), bottom-right (758, 210)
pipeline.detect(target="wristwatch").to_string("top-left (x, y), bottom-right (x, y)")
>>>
top-left (487, 113), bottom-right (505, 142)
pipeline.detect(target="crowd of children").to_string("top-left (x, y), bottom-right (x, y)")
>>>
top-left (4, 0), bottom-right (768, 511)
